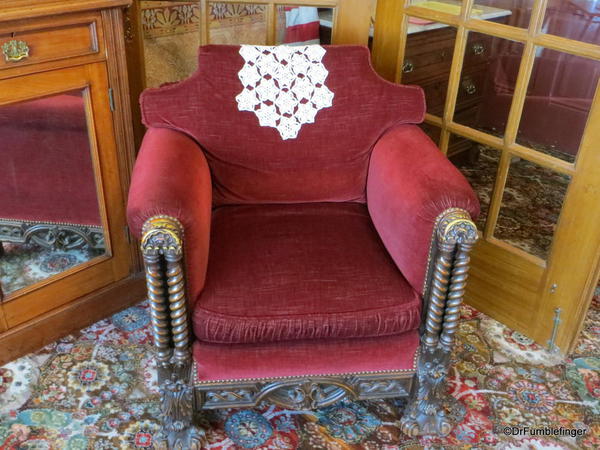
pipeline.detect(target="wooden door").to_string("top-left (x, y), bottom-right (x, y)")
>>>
top-left (372, 0), bottom-right (600, 353)
top-left (0, 62), bottom-right (132, 327)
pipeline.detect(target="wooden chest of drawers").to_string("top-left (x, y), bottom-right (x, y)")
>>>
top-left (402, 25), bottom-right (494, 162)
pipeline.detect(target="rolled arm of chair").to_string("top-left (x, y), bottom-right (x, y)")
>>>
top-left (128, 127), bottom-right (212, 237)
top-left (366, 124), bottom-right (480, 297)
top-left (127, 127), bottom-right (212, 313)
top-left (369, 125), bottom-right (482, 438)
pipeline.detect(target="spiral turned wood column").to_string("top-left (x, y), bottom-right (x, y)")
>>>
top-left (144, 254), bottom-right (172, 365)
top-left (166, 256), bottom-right (191, 366)
top-left (141, 216), bottom-right (204, 449)
top-left (141, 216), bottom-right (189, 368)
top-left (440, 241), bottom-right (474, 349)
top-left (401, 208), bottom-right (478, 438)
top-left (423, 243), bottom-right (453, 348)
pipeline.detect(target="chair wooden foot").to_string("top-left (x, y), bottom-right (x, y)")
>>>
top-left (155, 421), bottom-right (206, 450)
top-left (400, 346), bottom-right (464, 437)
top-left (156, 363), bottom-right (206, 450)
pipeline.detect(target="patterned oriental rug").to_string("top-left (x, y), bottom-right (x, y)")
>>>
top-left (0, 286), bottom-right (598, 449)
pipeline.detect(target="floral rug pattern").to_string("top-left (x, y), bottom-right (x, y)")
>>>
top-left (457, 146), bottom-right (570, 260)
top-left (1, 287), bottom-right (598, 449)
top-left (0, 242), bottom-right (101, 297)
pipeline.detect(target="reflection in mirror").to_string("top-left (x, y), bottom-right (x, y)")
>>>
top-left (278, 7), bottom-right (334, 45)
top-left (408, 0), bottom-right (465, 15)
top-left (470, 0), bottom-right (533, 27)
top-left (543, 0), bottom-right (600, 45)
top-left (0, 90), bottom-right (106, 297)
top-left (402, 19), bottom-right (458, 117)
top-left (408, 0), bottom-right (512, 22)
top-left (450, 134), bottom-right (500, 231)
top-left (497, 158), bottom-right (571, 260)
top-left (454, 32), bottom-right (525, 139)
top-left (517, 48), bottom-right (600, 163)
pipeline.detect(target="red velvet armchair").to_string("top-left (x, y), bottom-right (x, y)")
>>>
top-left (127, 45), bottom-right (480, 448)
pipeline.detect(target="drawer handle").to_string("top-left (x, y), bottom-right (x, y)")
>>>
top-left (472, 43), bottom-right (485, 55)
top-left (462, 78), bottom-right (477, 95)
top-left (402, 60), bottom-right (415, 73)
top-left (2, 39), bottom-right (30, 62)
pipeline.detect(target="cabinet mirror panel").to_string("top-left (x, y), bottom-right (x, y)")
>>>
top-left (0, 90), bottom-right (106, 298)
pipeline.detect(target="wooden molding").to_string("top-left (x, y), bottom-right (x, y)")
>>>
top-left (0, 275), bottom-right (145, 365)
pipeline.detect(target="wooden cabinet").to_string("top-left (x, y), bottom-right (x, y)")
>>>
top-left (402, 26), bottom-right (494, 162)
top-left (0, 0), bottom-right (145, 364)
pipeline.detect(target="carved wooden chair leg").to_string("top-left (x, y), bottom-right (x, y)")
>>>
top-left (141, 216), bottom-right (206, 450)
top-left (400, 209), bottom-right (478, 437)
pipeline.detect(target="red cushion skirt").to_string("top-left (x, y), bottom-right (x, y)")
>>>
top-left (193, 331), bottom-right (420, 382)
top-left (193, 203), bottom-right (421, 344)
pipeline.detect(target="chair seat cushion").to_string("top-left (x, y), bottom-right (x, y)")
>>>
top-left (192, 203), bottom-right (422, 344)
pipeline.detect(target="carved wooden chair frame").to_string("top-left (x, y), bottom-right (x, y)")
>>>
top-left (140, 207), bottom-right (478, 449)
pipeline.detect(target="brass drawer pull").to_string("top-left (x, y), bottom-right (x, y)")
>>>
top-left (472, 43), bottom-right (485, 55)
top-left (462, 78), bottom-right (477, 95)
top-left (2, 40), bottom-right (30, 62)
top-left (402, 60), bottom-right (415, 73)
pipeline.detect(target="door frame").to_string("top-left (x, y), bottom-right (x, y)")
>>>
top-left (372, 0), bottom-right (600, 352)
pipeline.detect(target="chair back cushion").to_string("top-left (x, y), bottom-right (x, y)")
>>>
top-left (141, 45), bottom-right (425, 206)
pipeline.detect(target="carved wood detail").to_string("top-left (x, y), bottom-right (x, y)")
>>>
top-left (141, 208), bottom-right (478, 443)
top-left (196, 374), bottom-right (413, 410)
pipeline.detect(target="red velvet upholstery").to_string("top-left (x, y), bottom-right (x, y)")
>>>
top-left (193, 203), bottom-right (421, 344)
top-left (128, 128), bottom-right (212, 310)
top-left (194, 331), bottom-right (419, 382)
top-left (127, 45), bottom-right (480, 356)
top-left (0, 93), bottom-right (101, 226)
top-left (140, 45), bottom-right (425, 206)
top-left (367, 125), bottom-right (480, 295)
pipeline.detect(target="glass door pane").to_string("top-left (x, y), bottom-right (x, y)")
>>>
top-left (542, 1), bottom-right (600, 45)
top-left (0, 90), bottom-right (107, 297)
top-left (470, 0), bottom-right (534, 27)
top-left (517, 48), bottom-right (600, 163)
top-left (496, 158), bottom-right (571, 260)
top-left (276, 6), bottom-right (335, 45)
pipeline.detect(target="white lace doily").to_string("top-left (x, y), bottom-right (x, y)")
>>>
top-left (235, 45), bottom-right (334, 140)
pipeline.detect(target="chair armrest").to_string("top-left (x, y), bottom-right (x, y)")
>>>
top-left (366, 124), bottom-right (480, 295)
top-left (127, 127), bottom-right (212, 308)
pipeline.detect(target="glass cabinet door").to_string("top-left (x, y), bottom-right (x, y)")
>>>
top-left (0, 63), bottom-right (131, 327)
top-left (0, 89), bottom-right (106, 296)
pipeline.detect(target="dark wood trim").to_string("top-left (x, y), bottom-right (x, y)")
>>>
top-left (0, 274), bottom-right (145, 365)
